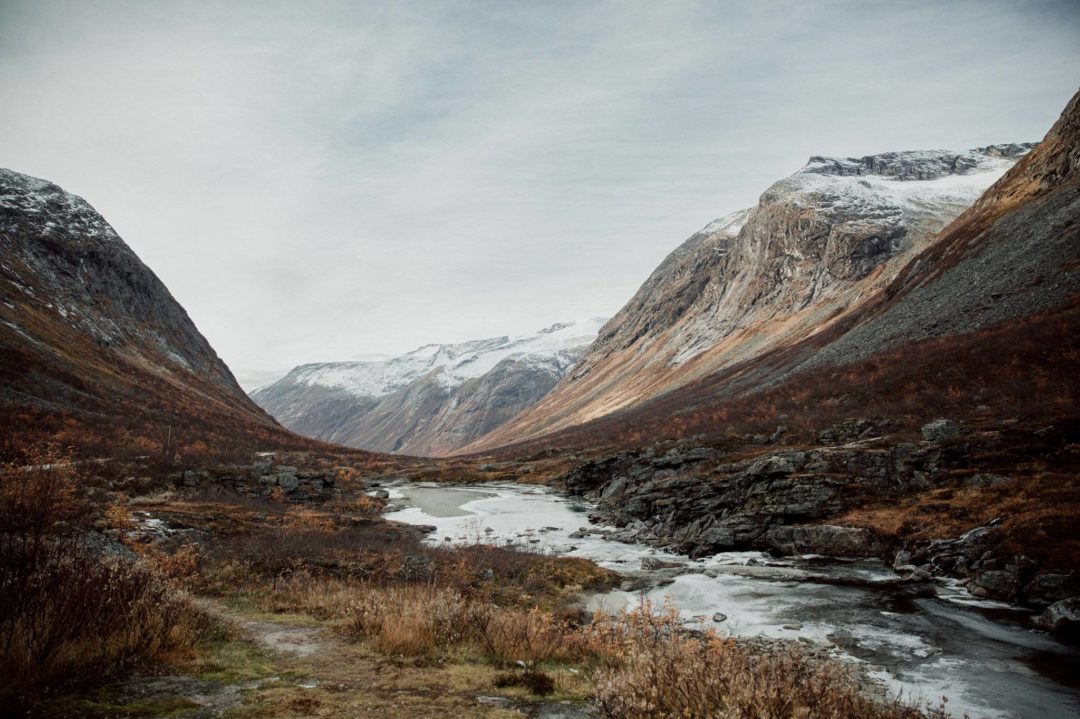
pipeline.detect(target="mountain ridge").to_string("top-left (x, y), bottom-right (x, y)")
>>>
top-left (463, 143), bottom-right (1035, 453)
top-left (252, 318), bottom-right (607, 456)
top-left (0, 168), bottom-right (330, 461)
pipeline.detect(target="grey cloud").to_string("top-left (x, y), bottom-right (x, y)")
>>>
top-left (1, 0), bottom-right (1077, 379)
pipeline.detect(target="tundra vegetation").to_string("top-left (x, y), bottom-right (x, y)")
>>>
top-left (0, 445), bottom-right (960, 719)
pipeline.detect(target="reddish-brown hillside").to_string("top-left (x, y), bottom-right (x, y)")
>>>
top-left (470, 88), bottom-right (1080, 458)
top-left (0, 169), bottom-right (358, 463)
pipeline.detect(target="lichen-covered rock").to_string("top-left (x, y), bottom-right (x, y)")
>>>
top-left (968, 568), bottom-right (1021, 601)
top-left (1024, 574), bottom-right (1080, 607)
top-left (921, 419), bottom-right (960, 442)
top-left (766, 525), bottom-right (884, 557)
top-left (1035, 597), bottom-right (1080, 636)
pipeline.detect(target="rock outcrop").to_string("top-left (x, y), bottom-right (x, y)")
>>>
top-left (561, 425), bottom-right (1079, 609)
top-left (1036, 598), bottom-right (1080, 636)
top-left (562, 435), bottom-right (946, 560)
top-left (175, 462), bottom-right (339, 503)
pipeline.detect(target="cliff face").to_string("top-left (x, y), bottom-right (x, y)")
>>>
top-left (784, 93), bottom-right (1080, 378)
top-left (252, 319), bottom-right (606, 456)
top-left (466, 145), bottom-right (1034, 452)
top-left (0, 169), bottom-right (285, 457)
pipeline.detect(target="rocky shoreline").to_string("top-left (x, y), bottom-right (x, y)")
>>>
top-left (558, 418), bottom-right (1079, 636)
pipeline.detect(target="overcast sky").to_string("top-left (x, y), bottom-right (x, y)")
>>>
top-left (1, 1), bottom-right (1078, 390)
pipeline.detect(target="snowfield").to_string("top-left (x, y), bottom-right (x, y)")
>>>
top-left (287, 317), bottom-right (609, 398)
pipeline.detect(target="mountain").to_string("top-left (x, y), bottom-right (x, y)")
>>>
top-left (251, 318), bottom-right (608, 456)
top-left (0, 169), bottom-right (312, 461)
top-left (484, 91), bottom-right (1080, 611)
top-left (464, 142), bottom-right (1037, 452)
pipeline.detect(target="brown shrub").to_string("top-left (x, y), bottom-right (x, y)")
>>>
top-left (0, 447), bottom-right (212, 706)
top-left (589, 600), bottom-right (948, 719)
top-left (477, 606), bottom-right (577, 665)
top-left (346, 585), bottom-right (486, 656)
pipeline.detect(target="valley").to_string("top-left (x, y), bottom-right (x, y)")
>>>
top-left (0, 25), bottom-right (1076, 718)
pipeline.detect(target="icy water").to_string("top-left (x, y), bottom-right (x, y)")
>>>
top-left (383, 482), bottom-right (1080, 719)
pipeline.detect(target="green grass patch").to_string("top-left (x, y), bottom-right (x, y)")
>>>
top-left (39, 689), bottom-right (200, 719)
top-left (191, 638), bottom-right (278, 684)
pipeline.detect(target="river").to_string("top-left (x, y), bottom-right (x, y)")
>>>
top-left (383, 482), bottom-right (1080, 719)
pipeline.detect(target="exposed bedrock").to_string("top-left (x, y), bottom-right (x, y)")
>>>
top-left (559, 420), bottom-right (1077, 615)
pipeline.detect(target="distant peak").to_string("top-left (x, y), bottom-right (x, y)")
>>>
top-left (536, 317), bottom-right (609, 335)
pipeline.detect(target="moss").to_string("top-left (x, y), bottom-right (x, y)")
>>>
top-left (39, 691), bottom-right (201, 719)
top-left (190, 638), bottom-right (278, 684)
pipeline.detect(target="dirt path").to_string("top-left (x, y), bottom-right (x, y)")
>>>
top-left (106, 598), bottom-right (594, 719)
top-left (199, 600), bottom-right (326, 659)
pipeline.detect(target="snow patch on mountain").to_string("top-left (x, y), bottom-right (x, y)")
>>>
top-left (776, 149), bottom-right (1021, 218)
top-left (288, 317), bottom-right (609, 399)
top-left (698, 208), bottom-right (752, 238)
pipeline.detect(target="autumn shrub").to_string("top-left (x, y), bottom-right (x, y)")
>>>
top-left (0, 447), bottom-right (211, 706)
top-left (346, 585), bottom-right (488, 656)
top-left (474, 606), bottom-right (577, 665)
top-left (343, 583), bottom-right (582, 665)
top-left (207, 523), bottom-right (419, 591)
top-left (589, 600), bottom-right (948, 719)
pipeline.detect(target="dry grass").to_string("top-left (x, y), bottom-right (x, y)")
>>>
top-left (586, 600), bottom-right (949, 719)
top-left (839, 468), bottom-right (1080, 571)
top-left (0, 447), bottom-right (215, 710)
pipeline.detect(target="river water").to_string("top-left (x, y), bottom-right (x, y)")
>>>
top-left (383, 482), bottom-right (1080, 719)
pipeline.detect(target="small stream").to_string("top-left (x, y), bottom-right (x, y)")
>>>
top-left (383, 482), bottom-right (1080, 719)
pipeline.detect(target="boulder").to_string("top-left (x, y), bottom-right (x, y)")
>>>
top-left (921, 419), bottom-right (960, 442)
top-left (968, 568), bottom-right (1020, 601)
top-left (600, 476), bottom-right (630, 503)
top-left (962, 473), bottom-right (1009, 488)
top-left (181, 469), bottom-right (209, 487)
top-left (641, 557), bottom-right (683, 571)
top-left (1035, 597), bottom-right (1080, 636)
top-left (1023, 574), bottom-right (1080, 607)
top-left (896, 565), bottom-right (932, 582)
top-left (817, 417), bottom-right (890, 445)
top-left (767, 525), bottom-right (883, 557)
top-left (403, 554), bottom-right (435, 579)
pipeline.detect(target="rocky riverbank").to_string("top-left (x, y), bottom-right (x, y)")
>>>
top-left (557, 418), bottom-right (1080, 635)
top-left (171, 454), bottom-right (340, 502)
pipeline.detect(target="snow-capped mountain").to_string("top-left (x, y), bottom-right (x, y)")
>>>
top-left (466, 143), bottom-right (1036, 451)
top-left (251, 318), bottom-right (608, 456)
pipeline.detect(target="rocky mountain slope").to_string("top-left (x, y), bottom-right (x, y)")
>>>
top-left (252, 318), bottom-right (607, 456)
top-left (466, 143), bottom-right (1035, 452)
top-left (475, 89), bottom-right (1080, 616)
top-left (0, 169), bottom-right (311, 460)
